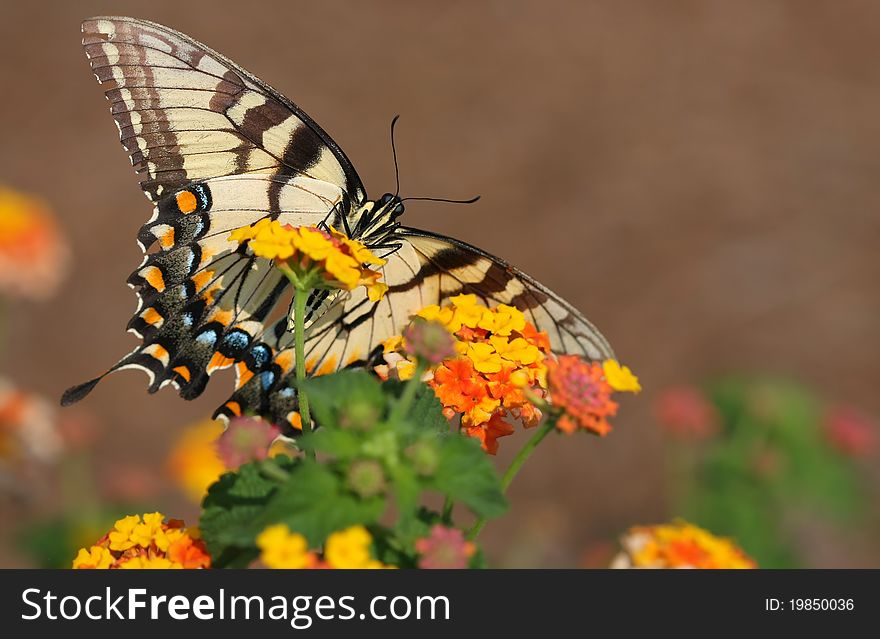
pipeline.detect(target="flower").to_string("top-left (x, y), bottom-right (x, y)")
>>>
top-left (653, 386), bottom-right (719, 438)
top-left (0, 185), bottom-right (70, 300)
top-left (72, 513), bottom-right (210, 569)
top-left (377, 296), bottom-right (552, 454)
top-left (0, 378), bottom-right (63, 468)
top-left (402, 319), bottom-right (457, 364)
top-left (602, 360), bottom-right (641, 393)
top-left (610, 520), bottom-right (756, 569)
top-left (415, 526), bottom-right (476, 569)
top-left (166, 419), bottom-right (227, 502)
top-left (256, 524), bottom-right (392, 569)
top-left (216, 417), bottom-right (281, 469)
top-left (72, 545), bottom-right (114, 569)
top-left (346, 460), bottom-right (386, 498)
top-left (546, 356), bottom-right (618, 436)
top-left (256, 524), bottom-right (317, 569)
top-left (823, 407), bottom-right (876, 457)
top-left (324, 526), bottom-right (381, 569)
top-left (229, 220), bottom-right (388, 301)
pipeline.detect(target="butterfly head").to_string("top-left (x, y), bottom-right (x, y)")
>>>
top-left (350, 193), bottom-right (405, 247)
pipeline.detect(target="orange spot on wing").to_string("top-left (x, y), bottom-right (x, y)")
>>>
top-left (176, 190), bottom-right (198, 214)
top-left (173, 365), bottom-right (191, 383)
top-left (199, 247), bottom-right (215, 267)
top-left (316, 355), bottom-right (338, 376)
top-left (142, 266), bottom-right (165, 292)
top-left (141, 307), bottom-right (163, 326)
top-left (159, 227), bottom-right (175, 249)
top-left (144, 344), bottom-right (169, 364)
top-left (344, 350), bottom-right (362, 367)
top-left (224, 401), bottom-right (242, 417)
top-left (207, 351), bottom-right (235, 374)
top-left (274, 350), bottom-right (294, 375)
top-left (304, 357), bottom-right (317, 374)
top-left (288, 411), bottom-right (303, 431)
top-left (235, 362), bottom-right (254, 389)
top-left (191, 270), bottom-right (215, 292)
top-left (208, 309), bottom-right (233, 326)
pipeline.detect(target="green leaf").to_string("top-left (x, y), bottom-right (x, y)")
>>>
top-left (384, 379), bottom-right (449, 433)
top-left (259, 462), bottom-right (386, 546)
top-left (300, 427), bottom-right (362, 460)
top-left (389, 465), bottom-right (421, 542)
top-left (431, 435), bottom-right (508, 518)
top-left (299, 370), bottom-right (385, 428)
top-left (200, 460), bottom-right (292, 566)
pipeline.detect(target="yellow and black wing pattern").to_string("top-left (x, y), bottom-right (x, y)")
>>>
top-left (64, 17), bottom-right (615, 435)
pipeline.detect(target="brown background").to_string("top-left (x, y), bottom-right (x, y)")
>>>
top-left (1, 0), bottom-right (878, 566)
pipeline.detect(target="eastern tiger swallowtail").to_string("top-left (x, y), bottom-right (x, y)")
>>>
top-left (61, 16), bottom-right (614, 433)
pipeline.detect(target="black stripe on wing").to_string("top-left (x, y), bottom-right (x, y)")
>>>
top-left (82, 16), bottom-right (366, 203)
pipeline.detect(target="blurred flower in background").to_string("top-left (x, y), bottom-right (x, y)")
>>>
top-left (166, 417), bottom-right (297, 503)
top-left (654, 385), bottom-right (719, 439)
top-left (655, 377), bottom-right (877, 567)
top-left (0, 378), bottom-right (63, 489)
top-left (165, 419), bottom-right (226, 503)
top-left (0, 185), bottom-right (69, 301)
top-left (823, 407), bottom-right (876, 458)
top-left (611, 520), bottom-right (756, 569)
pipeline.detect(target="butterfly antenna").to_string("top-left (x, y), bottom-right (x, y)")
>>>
top-left (390, 114), bottom-right (401, 198)
top-left (401, 195), bottom-right (481, 205)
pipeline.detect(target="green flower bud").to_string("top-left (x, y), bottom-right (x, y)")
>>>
top-left (346, 460), bottom-right (386, 498)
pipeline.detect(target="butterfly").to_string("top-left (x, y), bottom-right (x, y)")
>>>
top-left (62, 16), bottom-right (615, 433)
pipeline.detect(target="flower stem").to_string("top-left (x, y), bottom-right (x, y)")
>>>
top-left (293, 285), bottom-right (313, 460)
top-left (389, 361), bottom-right (427, 424)
top-left (467, 418), bottom-right (556, 540)
top-left (441, 496), bottom-right (454, 524)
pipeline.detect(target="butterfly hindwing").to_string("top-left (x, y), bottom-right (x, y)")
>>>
top-left (215, 230), bottom-right (614, 431)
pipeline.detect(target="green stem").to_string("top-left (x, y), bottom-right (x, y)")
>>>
top-left (468, 417), bottom-right (556, 540)
top-left (293, 285), bottom-right (313, 460)
top-left (441, 496), bottom-right (454, 524)
top-left (259, 458), bottom-right (290, 482)
top-left (388, 361), bottom-right (427, 424)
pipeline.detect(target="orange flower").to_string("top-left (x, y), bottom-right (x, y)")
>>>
top-left (72, 513), bottom-right (210, 569)
top-left (546, 356), bottom-right (618, 436)
top-left (0, 186), bottom-right (70, 300)
top-left (378, 297), bottom-right (552, 454)
top-left (464, 414), bottom-right (516, 455)
top-left (611, 520), bottom-right (756, 569)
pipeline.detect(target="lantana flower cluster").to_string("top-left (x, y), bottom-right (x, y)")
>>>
top-left (546, 356), bottom-right (640, 436)
top-left (72, 513), bottom-right (210, 569)
top-left (256, 524), bottom-right (393, 569)
top-left (229, 220), bottom-right (388, 301)
top-left (610, 520), bottom-right (756, 569)
top-left (377, 294), bottom-right (551, 454)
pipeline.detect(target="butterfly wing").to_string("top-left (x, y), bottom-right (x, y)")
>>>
top-left (64, 17), bottom-right (364, 406)
top-left (81, 16), bottom-right (365, 203)
top-left (216, 228), bottom-right (614, 431)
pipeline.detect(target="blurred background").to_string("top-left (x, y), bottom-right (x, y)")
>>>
top-left (1, 0), bottom-right (878, 567)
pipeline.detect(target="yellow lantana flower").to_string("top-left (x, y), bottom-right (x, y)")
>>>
top-left (324, 526), bottom-right (376, 569)
top-left (256, 524), bottom-right (316, 569)
top-left (72, 545), bottom-right (114, 569)
top-left (229, 220), bottom-right (388, 301)
top-left (108, 515), bottom-right (141, 551)
top-left (118, 556), bottom-right (180, 569)
top-left (602, 360), bottom-right (641, 393)
top-left (466, 342), bottom-right (504, 374)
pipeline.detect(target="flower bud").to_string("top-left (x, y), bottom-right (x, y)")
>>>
top-left (346, 460), bottom-right (386, 498)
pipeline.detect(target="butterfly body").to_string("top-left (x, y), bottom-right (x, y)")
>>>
top-left (63, 16), bottom-right (615, 433)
